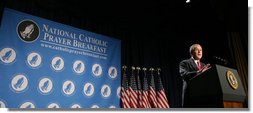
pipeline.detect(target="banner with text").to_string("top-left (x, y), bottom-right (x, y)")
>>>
top-left (0, 8), bottom-right (121, 108)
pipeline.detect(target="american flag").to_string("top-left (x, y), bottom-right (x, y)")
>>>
top-left (148, 68), bottom-right (158, 108)
top-left (141, 67), bottom-right (151, 108)
top-left (155, 68), bottom-right (170, 108)
top-left (121, 66), bottom-right (169, 108)
top-left (136, 67), bottom-right (144, 108)
top-left (121, 66), bottom-right (131, 108)
top-left (128, 67), bottom-right (138, 108)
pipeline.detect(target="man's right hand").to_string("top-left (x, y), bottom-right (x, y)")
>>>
top-left (200, 64), bottom-right (211, 73)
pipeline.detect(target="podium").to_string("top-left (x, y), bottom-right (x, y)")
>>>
top-left (188, 64), bottom-right (246, 108)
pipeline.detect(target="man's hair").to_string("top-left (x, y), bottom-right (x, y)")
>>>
top-left (189, 44), bottom-right (201, 56)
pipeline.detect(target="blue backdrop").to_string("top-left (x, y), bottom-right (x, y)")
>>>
top-left (0, 8), bottom-right (121, 108)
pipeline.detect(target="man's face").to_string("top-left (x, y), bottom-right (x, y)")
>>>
top-left (192, 45), bottom-right (202, 60)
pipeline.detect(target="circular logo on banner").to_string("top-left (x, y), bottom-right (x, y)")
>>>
top-left (109, 105), bottom-right (116, 108)
top-left (83, 83), bottom-right (94, 97)
top-left (27, 52), bottom-right (42, 68)
top-left (11, 74), bottom-right (28, 93)
top-left (117, 86), bottom-right (121, 99)
top-left (101, 84), bottom-right (111, 98)
top-left (51, 56), bottom-right (64, 71)
top-left (20, 102), bottom-right (35, 108)
top-left (108, 66), bottom-right (117, 79)
top-left (70, 104), bottom-right (81, 108)
top-left (92, 64), bottom-right (102, 77)
top-left (226, 70), bottom-right (239, 90)
top-left (0, 48), bottom-right (16, 64)
top-left (73, 60), bottom-right (85, 74)
top-left (91, 105), bottom-right (99, 108)
top-left (62, 80), bottom-right (75, 96)
top-left (38, 77), bottom-right (53, 94)
top-left (0, 100), bottom-right (6, 108)
top-left (17, 20), bottom-right (40, 43)
top-left (47, 103), bottom-right (60, 108)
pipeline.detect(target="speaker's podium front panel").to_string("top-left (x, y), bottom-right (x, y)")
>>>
top-left (188, 64), bottom-right (246, 108)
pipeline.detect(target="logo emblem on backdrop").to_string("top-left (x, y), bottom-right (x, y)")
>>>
top-left (73, 60), bottom-right (85, 74)
top-left (62, 80), bottom-right (75, 96)
top-left (17, 20), bottom-right (39, 43)
top-left (0, 48), bottom-right (16, 64)
top-left (91, 105), bottom-right (99, 108)
top-left (101, 84), bottom-right (111, 98)
top-left (92, 64), bottom-right (102, 77)
top-left (70, 104), bottom-right (81, 108)
top-left (0, 100), bottom-right (6, 108)
top-left (11, 74), bottom-right (28, 92)
top-left (83, 83), bottom-right (94, 97)
top-left (27, 52), bottom-right (42, 68)
top-left (51, 56), bottom-right (64, 71)
top-left (108, 66), bottom-right (117, 79)
top-left (20, 102), bottom-right (35, 108)
top-left (117, 86), bottom-right (121, 99)
top-left (38, 78), bottom-right (53, 94)
top-left (109, 105), bottom-right (116, 108)
top-left (47, 103), bottom-right (60, 108)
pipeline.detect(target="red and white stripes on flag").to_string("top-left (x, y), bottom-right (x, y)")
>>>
top-left (141, 68), bottom-right (151, 108)
top-left (128, 87), bottom-right (138, 108)
top-left (136, 67), bottom-right (144, 108)
top-left (121, 87), bottom-right (131, 108)
top-left (141, 89), bottom-right (151, 108)
top-left (156, 89), bottom-right (170, 108)
top-left (128, 67), bottom-right (139, 108)
top-left (121, 66), bottom-right (131, 108)
top-left (156, 68), bottom-right (170, 108)
top-left (148, 68), bottom-right (158, 108)
top-left (148, 85), bottom-right (158, 108)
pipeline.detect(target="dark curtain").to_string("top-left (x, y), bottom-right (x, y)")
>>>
top-left (121, 36), bottom-right (184, 107)
top-left (228, 32), bottom-right (248, 107)
top-left (0, 0), bottom-right (248, 108)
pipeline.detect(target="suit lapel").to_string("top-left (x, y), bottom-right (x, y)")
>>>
top-left (189, 58), bottom-right (199, 71)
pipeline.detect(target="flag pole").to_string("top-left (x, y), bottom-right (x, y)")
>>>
top-left (122, 65), bottom-right (127, 74)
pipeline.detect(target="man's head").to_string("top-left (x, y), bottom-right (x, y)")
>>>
top-left (189, 44), bottom-right (202, 60)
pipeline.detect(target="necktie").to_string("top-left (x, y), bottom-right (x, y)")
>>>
top-left (197, 61), bottom-right (201, 70)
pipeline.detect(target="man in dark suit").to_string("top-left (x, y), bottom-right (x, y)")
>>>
top-left (179, 44), bottom-right (211, 107)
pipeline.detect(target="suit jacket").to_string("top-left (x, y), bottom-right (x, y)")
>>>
top-left (179, 58), bottom-right (205, 107)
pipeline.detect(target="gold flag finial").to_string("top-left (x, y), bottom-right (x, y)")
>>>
top-left (150, 67), bottom-right (154, 75)
top-left (131, 66), bottom-right (135, 75)
top-left (122, 65), bottom-right (127, 75)
top-left (136, 67), bottom-right (141, 74)
top-left (131, 66), bottom-right (135, 70)
top-left (122, 65), bottom-right (127, 69)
